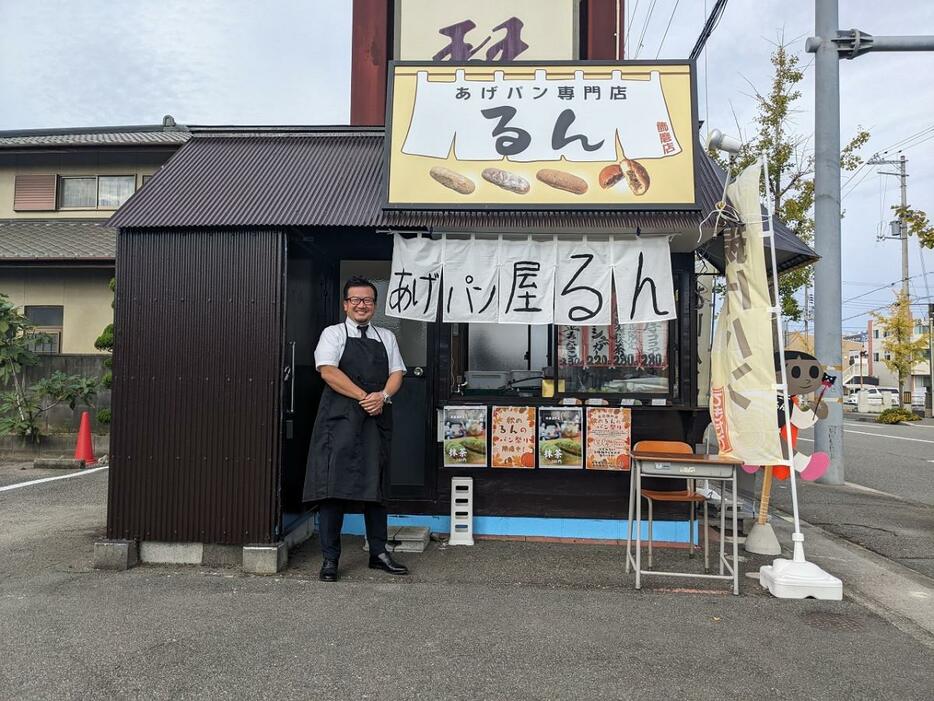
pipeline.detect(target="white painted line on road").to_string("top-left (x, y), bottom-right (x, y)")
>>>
top-left (798, 437), bottom-right (814, 442)
top-left (0, 466), bottom-right (108, 493)
top-left (843, 429), bottom-right (934, 444)
top-left (844, 482), bottom-right (904, 499)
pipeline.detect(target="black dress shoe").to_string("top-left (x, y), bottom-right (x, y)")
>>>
top-left (319, 559), bottom-right (339, 582)
top-left (368, 552), bottom-right (409, 575)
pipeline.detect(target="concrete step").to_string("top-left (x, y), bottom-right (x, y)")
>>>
top-left (364, 525), bottom-right (431, 553)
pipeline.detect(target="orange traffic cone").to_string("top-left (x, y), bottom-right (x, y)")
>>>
top-left (74, 410), bottom-right (96, 467)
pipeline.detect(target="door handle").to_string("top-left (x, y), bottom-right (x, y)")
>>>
top-left (288, 341), bottom-right (296, 413)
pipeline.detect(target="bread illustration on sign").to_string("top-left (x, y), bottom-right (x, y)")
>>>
top-left (598, 151), bottom-right (651, 196)
top-left (535, 168), bottom-right (588, 195)
top-left (429, 166), bottom-right (476, 195)
top-left (481, 168), bottom-right (530, 194)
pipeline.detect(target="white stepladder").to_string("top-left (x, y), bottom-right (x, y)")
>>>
top-left (448, 476), bottom-right (475, 545)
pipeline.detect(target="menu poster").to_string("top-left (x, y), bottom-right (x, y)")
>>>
top-left (491, 406), bottom-right (537, 469)
top-left (443, 406), bottom-right (488, 467)
top-left (585, 407), bottom-right (632, 471)
top-left (538, 407), bottom-right (583, 469)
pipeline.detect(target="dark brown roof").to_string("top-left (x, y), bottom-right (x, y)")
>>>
top-left (0, 220), bottom-right (115, 262)
top-left (109, 128), bottom-right (817, 271)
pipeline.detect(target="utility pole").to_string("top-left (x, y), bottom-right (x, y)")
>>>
top-left (868, 154), bottom-right (910, 296)
top-left (806, 3), bottom-right (934, 485)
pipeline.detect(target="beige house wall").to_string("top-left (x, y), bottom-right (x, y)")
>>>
top-left (0, 164), bottom-right (159, 219)
top-left (0, 268), bottom-right (114, 353)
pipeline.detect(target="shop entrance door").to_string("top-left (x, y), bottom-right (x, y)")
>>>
top-left (339, 261), bottom-right (432, 501)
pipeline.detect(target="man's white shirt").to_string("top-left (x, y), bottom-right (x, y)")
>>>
top-left (314, 317), bottom-right (407, 374)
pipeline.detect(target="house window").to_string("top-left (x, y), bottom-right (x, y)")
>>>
top-left (873, 330), bottom-right (879, 338)
top-left (24, 305), bottom-right (64, 354)
top-left (874, 352), bottom-right (879, 361)
top-left (59, 177), bottom-right (97, 208)
top-left (97, 176), bottom-right (136, 208)
top-left (59, 175), bottom-right (136, 210)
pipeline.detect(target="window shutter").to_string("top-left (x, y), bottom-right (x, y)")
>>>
top-left (13, 174), bottom-right (57, 211)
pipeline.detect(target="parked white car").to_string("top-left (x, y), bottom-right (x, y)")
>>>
top-left (844, 387), bottom-right (884, 407)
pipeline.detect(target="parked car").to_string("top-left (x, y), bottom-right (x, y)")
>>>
top-left (844, 387), bottom-right (883, 407)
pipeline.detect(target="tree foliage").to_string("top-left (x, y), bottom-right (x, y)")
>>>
top-left (708, 41), bottom-right (870, 319)
top-left (873, 291), bottom-right (928, 408)
top-left (93, 277), bottom-right (116, 423)
top-left (0, 295), bottom-right (98, 441)
top-left (892, 204), bottom-right (934, 249)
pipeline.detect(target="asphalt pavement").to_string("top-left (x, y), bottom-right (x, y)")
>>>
top-left (771, 416), bottom-right (934, 580)
top-left (2, 464), bottom-right (933, 699)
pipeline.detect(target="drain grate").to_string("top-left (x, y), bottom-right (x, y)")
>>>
top-left (800, 610), bottom-right (864, 632)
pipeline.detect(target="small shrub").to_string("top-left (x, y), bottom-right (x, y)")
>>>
top-left (877, 407), bottom-right (919, 424)
top-left (97, 408), bottom-right (112, 425)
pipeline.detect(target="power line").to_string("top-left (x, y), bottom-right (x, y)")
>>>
top-left (655, 0), bottom-right (681, 59)
top-left (689, 0), bottom-right (729, 61)
top-left (841, 271), bottom-right (934, 304)
top-left (624, 0), bottom-right (641, 59)
top-left (633, 0), bottom-right (660, 59)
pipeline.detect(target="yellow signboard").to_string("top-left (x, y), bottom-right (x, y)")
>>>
top-left (385, 62), bottom-right (698, 209)
top-left (394, 0), bottom-right (579, 61)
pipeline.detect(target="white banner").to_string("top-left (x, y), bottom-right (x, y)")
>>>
top-left (443, 237), bottom-right (500, 323)
top-left (554, 240), bottom-right (612, 325)
top-left (710, 162), bottom-right (783, 465)
top-left (498, 239), bottom-right (556, 324)
top-left (403, 69), bottom-right (681, 162)
top-left (385, 234), bottom-right (442, 321)
top-left (386, 235), bottom-right (676, 326)
top-left (613, 237), bottom-right (676, 324)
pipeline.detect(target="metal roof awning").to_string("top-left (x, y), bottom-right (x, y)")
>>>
top-left (0, 220), bottom-right (115, 263)
top-left (109, 127), bottom-right (818, 272)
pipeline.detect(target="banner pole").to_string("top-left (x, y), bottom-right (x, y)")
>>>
top-left (761, 154), bottom-right (805, 561)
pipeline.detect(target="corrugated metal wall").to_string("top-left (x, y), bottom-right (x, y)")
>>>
top-left (108, 228), bottom-right (284, 544)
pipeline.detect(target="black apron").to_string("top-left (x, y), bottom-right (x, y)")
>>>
top-left (302, 323), bottom-right (392, 504)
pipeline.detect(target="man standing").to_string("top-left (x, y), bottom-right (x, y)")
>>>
top-left (303, 276), bottom-right (409, 582)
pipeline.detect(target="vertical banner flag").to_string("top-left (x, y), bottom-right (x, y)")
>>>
top-left (710, 163), bottom-right (783, 464)
top-left (491, 406), bottom-right (537, 468)
top-left (613, 237), bottom-right (677, 324)
top-left (443, 237), bottom-right (500, 323)
top-left (386, 234), bottom-right (442, 321)
top-left (498, 239), bottom-right (556, 324)
top-left (554, 240), bottom-right (613, 325)
top-left (585, 407), bottom-right (632, 470)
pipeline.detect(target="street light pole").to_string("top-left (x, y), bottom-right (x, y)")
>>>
top-left (811, 0), bottom-right (844, 485)
top-left (806, 4), bottom-right (934, 485)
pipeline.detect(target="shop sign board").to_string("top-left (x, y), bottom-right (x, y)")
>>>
top-left (585, 407), bottom-right (632, 470)
top-left (537, 407), bottom-right (583, 468)
top-left (387, 234), bottom-right (676, 326)
top-left (442, 406), bottom-right (488, 467)
top-left (384, 61), bottom-right (697, 209)
top-left (491, 406), bottom-right (537, 468)
top-left (394, 0), bottom-right (579, 62)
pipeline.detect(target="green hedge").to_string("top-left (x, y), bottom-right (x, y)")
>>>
top-left (877, 407), bottom-right (920, 424)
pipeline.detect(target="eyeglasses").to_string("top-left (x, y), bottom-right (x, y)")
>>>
top-left (346, 297), bottom-right (376, 307)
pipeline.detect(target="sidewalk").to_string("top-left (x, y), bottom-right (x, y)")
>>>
top-left (2, 464), bottom-right (933, 699)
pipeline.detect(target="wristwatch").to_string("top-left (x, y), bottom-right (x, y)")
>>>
top-left (382, 391), bottom-right (392, 405)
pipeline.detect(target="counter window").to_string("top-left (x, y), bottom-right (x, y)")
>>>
top-left (557, 321), bottom-right (669, 394)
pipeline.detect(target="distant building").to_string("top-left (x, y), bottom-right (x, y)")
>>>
top-left (0, 117), bottom-right (189, 353)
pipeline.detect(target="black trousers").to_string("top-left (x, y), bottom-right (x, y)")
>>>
top-left (318, 499), bottom-right (387, 561)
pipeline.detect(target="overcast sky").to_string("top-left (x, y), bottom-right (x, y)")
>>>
top-left (1, 0), bottom-right (932, 332)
